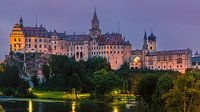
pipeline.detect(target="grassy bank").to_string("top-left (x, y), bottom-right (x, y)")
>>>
top-left (32, 90), bottom-right (136, 105)
top-left (33, 90), bottom-right (89, 100)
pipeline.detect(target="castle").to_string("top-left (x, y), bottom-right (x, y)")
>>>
top-left (129, 31), bottom-right (192, 73)
top-left (9, 9), bottom-right (132, 70)
top-left (9, 9), bottom-right (194, 75)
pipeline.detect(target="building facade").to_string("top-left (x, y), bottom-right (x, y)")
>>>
top-left (130, 31), bottom-right (192, 73)
top-left (9, 10), bottom-right (132, 70)
top-left (191, 51), bottom-right (200, 69)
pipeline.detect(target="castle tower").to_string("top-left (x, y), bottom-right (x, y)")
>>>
top-left (142, 31), bottom-right (148, 68)
top-left (143, 31), bottom-right (148, 50)
top-left (89, 8), bottom-right (101, 38)
top-left (147, 31), bottom-right (156, 51)
top-left (9, 17), bottom-right (25, 52)
top-left (19, 17), bottom-right (24, 27)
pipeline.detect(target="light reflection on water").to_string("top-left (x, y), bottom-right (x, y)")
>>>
top-left (28, 100), bottom-right (33, 112)
top-left (0, 99), bottom-right (132, 112)
top-left (71, 101), bottom-right (76, 112)
top-left (113, 106), bottom-right (119, 112)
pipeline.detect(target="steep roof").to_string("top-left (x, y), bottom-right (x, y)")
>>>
top-left (98, 33), bottom-right (131, 45)
top-left (22, 26), bottom-right (49, 37)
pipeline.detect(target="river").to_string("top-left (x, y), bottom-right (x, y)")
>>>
top-left (0, 98), bottom-right (134, 112)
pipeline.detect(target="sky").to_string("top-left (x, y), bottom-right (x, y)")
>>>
top-left (0, 0), bottom-right (200, 61)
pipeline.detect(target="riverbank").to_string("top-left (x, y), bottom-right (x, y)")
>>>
top-left (32, 90), bottom-right (89, 100)
top-left (32, 90), bottom-right (136, 105)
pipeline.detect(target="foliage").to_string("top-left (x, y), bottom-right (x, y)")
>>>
top-left (86, 56), bottom-right (111, 72)
top-left (137, 74), bottom-right (158, 103)
top-left (40, 55), bottom-right (111, 92)
top-left (162, 75), bottom-right (200, 112)
top-left (69, 73), bottom-right (82, 100)
top-left (0, 65), bottom-right (20, 88)
top-left (42, 64), bottom-right (50, 81)
top-left (91, 69), bottom-right (122, 100)
top-left (135, 74), bottom-right (175, 112)
top-left (151, 75), bottom-right (174, 112)
top-left (40, 74), bottom-right (66, 91)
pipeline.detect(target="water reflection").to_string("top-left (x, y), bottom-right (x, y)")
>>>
top-left (113, 106), bottom-right (119, 112)
top-left (0, 99), bottom-right (134, 112)
top-left (28, 100), bottom-right (33, 112)
top-left (72, 101), bottom-right (76, 112)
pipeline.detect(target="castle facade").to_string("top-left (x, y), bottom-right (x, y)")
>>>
top-left (129, 31), bottom-right (192, 73)
top-left (9, 10), bottom-right (132, 70)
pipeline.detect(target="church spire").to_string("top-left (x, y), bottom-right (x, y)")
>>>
top-left (92, 7), bottom-right (99, 23)
top-left (91, 7), bottom-right (99, 30)
top-left (144, 30), bottom-right (147, 40)
top-left (89, 8), bottom-right (101, 38)
top-left (143, 30), bottom-right (148, 50)
top-left (19, 16), bottom-right (24, 27)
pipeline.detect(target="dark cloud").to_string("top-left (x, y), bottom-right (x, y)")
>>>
top-left (0, 0), bottom-right (200, 60)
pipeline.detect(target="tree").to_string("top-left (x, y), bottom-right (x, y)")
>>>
top-left (151, 75), bottom-right (174, 112)
top-left (91, 69), bottom-right (122, 101)
top-left (42, 64), bottom-right (50, 81)
top-left (162, 75), bottom-right (200, 112)
top-left (86, 57), bottom-right (111, 72)
top-left (137, 74), bottom-right (158, 103)
top-left (69, 73), bottom-right (82, 100)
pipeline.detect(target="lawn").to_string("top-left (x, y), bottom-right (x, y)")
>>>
top-left (32, 90), bottom-right (90, 100)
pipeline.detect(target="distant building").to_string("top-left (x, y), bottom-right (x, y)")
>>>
top-left (9, 9), bottom-right (132, 70)
top-left (191, 51), bottom-right (200, 69)
top-left (130, 31), bottom-right (192, 73)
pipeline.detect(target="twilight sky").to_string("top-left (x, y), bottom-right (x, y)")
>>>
top-left (0, 0), bottom-right (200, 60)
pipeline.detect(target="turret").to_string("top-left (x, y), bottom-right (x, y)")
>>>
top-left (147, 31), bottom-right (156, 51)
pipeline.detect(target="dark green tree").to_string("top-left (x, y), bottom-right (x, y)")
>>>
top-left (92, 69), bottom-right (122, 101)
top-left (86, 56), bottom-right (111, 72)
top-left (69, 73), bottom-right (82, 100)
top-left (151, 75), bottom-right (174, 112)
top-left (137, 74), bottom-right (158, 103)
top-left (42, 64), bottom-right (50, 81)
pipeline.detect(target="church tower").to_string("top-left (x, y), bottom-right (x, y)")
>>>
top-left (147, 31), bottom-right (156, 51)
top-left (19, 17), bottom-right (24, 27)
top-left (142, 31), bottom-right (148, 68)
top-left (143, 31), bottom-right (148, 50)
top-left (89, 8), bottom-right (101, 38)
